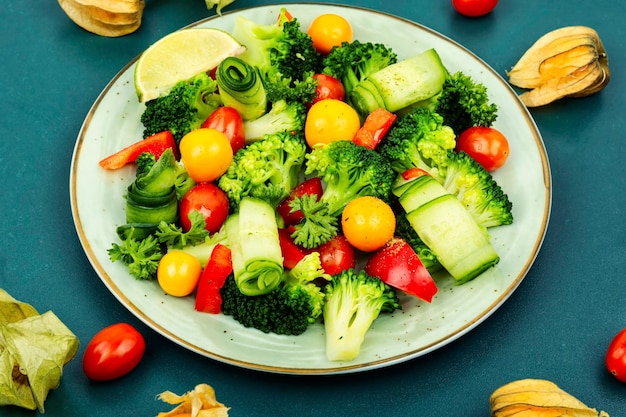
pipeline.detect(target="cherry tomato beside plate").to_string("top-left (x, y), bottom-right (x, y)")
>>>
top-left (179, 183), bottom-right (229, 234)
top-left (83, 323), bottom-right (145, 381)
top-left (606, 328), bottom-right (626, 383)
top-left (452, 0), bottom-right (498, 17)
top-left (456, 126), bottom-right (510, 172)
top-left (201, 106), bottom-right (245, 154)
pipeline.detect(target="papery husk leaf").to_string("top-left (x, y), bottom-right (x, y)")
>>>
top-left (518, 61), bottom-right (605, 107)
top-left (58, 0), bottom-right (144, 37)
top-left (0, 311), bottom-right (78, 413)
top-left (0, 288), bottom-right (39, 323)
top-left (490, 379), bottom-right (610, 417)
top-left (157, 383), bottom-right (230, 417)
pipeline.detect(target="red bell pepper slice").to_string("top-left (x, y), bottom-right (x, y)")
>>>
top-left (194, 243), bottom-right (233, 314)
top-left (353, 108), bottom-right (397, 150)
top-left (276, 177), bottom-right (324, 226)
top-left (364, 237), bottom-right (438, 303)
top-left (278, 228), bottom-right (311, 269)
top-left (401, 167), bottom-right (430, 181)
top-left (99, 130), bottom-right (179, 170)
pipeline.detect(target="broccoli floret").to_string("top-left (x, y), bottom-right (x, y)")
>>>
top-left (394, 212), bottom-right (441, 273)
top-left (306, 140), bottom-right (396, 216)
top-left (322, 40), bottom-right (397, 99)
top-left (442, 150), bottom-right (513, 228)
top-left (243, 99), bottom-right (307, 143)
top-left (232, 8), bottom-right (322, 104)
top-left (428, 71), bottom-right (498, 135)
top-left (323, 268), bottom-right (400, 361)
top-left (135, 152), bottom-right (156, 177)
top-left (140, 72), bottom-right (221, 143)
top-left (377, 107), bottom-right (456, 180)
top-left (217, 131), bottom-right (307, 210)
top-left (289, 140), bottom-right (396, 249)
top-left (220, 252), bottom-right (330, 336)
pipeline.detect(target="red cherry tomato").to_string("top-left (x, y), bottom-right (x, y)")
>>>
top-left (606, 328), bottom-right (626, 383)
top-left (311, 74), bottom-right (345, 106)
top-left (201, 106), bottom-right (245, 154)
top-left (83, 323), bottom-right (145, 381)
top-left (276, 177), bottom-right (324, 226)
top-left (452, 0), bottom-right (498, 17)
top-left (455, 126), bottom-right (510, 172)
top-left (179, 183), bottom-right (229, 234)
top-left (278, 228), bottom-right (311, 269)
top-left (316, 235), bottom-right (356, 275)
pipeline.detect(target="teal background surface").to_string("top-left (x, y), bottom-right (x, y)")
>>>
top-left (1, 1), bottom-right (624, 415)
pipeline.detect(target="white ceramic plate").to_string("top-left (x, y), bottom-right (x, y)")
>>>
top-left (70, 4), bottom-right (551, 375)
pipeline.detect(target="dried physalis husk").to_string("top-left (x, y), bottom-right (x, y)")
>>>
top-left (156, 383), bottom-right (230, 417)
top-left (58, 0), bottom-right (145, 37)
top-left (490, 379), bottom-right (610, 417)
top-left (507, 26), bottom-right (610, 107)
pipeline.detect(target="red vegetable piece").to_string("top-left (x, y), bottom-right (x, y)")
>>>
top-left (606, 328), bottom-right (626, 383)
top-left (316, 235), bottom-right (356, 275)
top-left (98, 130), bottom-right (178, 170)
top-left (276, 177), bottom-right (324, 226)
top-left (194, 243), bottom-right (233, 314)
top-left (401, 167), bottom-right (430, 181)
top-left (364, 237), bottom-right (438, 303)
top-left (82, 323), bottom-right (146, 381)
top-left (278, 228), bottom-right (311, 269)
top-left (201, 106), bottom-right (245, 154)
top-left (353, 108), bottom-right (396, 150)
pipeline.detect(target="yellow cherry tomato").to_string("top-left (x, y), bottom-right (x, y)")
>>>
top-left (341, 196), bottom-right (396, 252)
top-left (157, 251), bottom-right (202, 297)
top-left (179, 128), bottom-right (233, 183)
top-left (307, 14), bottom-right (353, 55)
top-left (305, 99), bottom-right (361, 148)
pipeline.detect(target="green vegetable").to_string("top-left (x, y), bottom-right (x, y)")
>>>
top-left (243, 99), bottom-right (307, 143)
top-left (225, 197), bottom-right (284, 296)
top-left (215, 56), bottom-right (268, 121)
top-left (323, 269), bottom-right (400, 361)
top-left (220, 252), bottom-right (330, 335)
top-left (349, 48), bottom-right (448, 117)
top-left (108, 233), bottom-right (163, 280)
top-left (124, 148), bottom-right (179, 228)
top-left (405, 194), bottom-right (500, 284)
top-left (156, 211), bottom-right (209, 249)
top-left (377, 107), bottom-right (457, 180)
top-left (441, 150), bottom-right (513, 228)
top-left (321, 39), bottom-right (397, 101)
top-left (217, 131), bottom-right (307, 210)
top-left (381, 109), bottom-right (513, 229)
top-left (140, 71), bottom-right (221, 142)
top-left (231, 8), bottom-right (322, 104)
top-left (289, 140), bottom-right (396, 249)
top-left (425, 71), bottom-right (498, 135)
top-left (394, 210), bottom-right (441, 273)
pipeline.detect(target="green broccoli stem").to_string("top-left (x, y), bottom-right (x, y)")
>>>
top-left (216, 56), bottom-right (268, 120)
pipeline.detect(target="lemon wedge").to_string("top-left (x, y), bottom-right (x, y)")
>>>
top-left (134, 27), bottom-right (245, 102)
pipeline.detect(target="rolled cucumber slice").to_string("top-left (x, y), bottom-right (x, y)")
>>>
top-left (406, 194), bottom-right (499, 284)
top-left (397, 175), bottom-right (447, 213)
top-left (350, 48), bottom-right (448, 116)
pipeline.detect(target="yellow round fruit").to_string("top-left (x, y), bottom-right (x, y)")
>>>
top-left (179, 128), bottom-right (233, 183)
top-left (341, 196), bottom-right (396, 252)
top-left (305, 99), bottom-right (361, 148)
